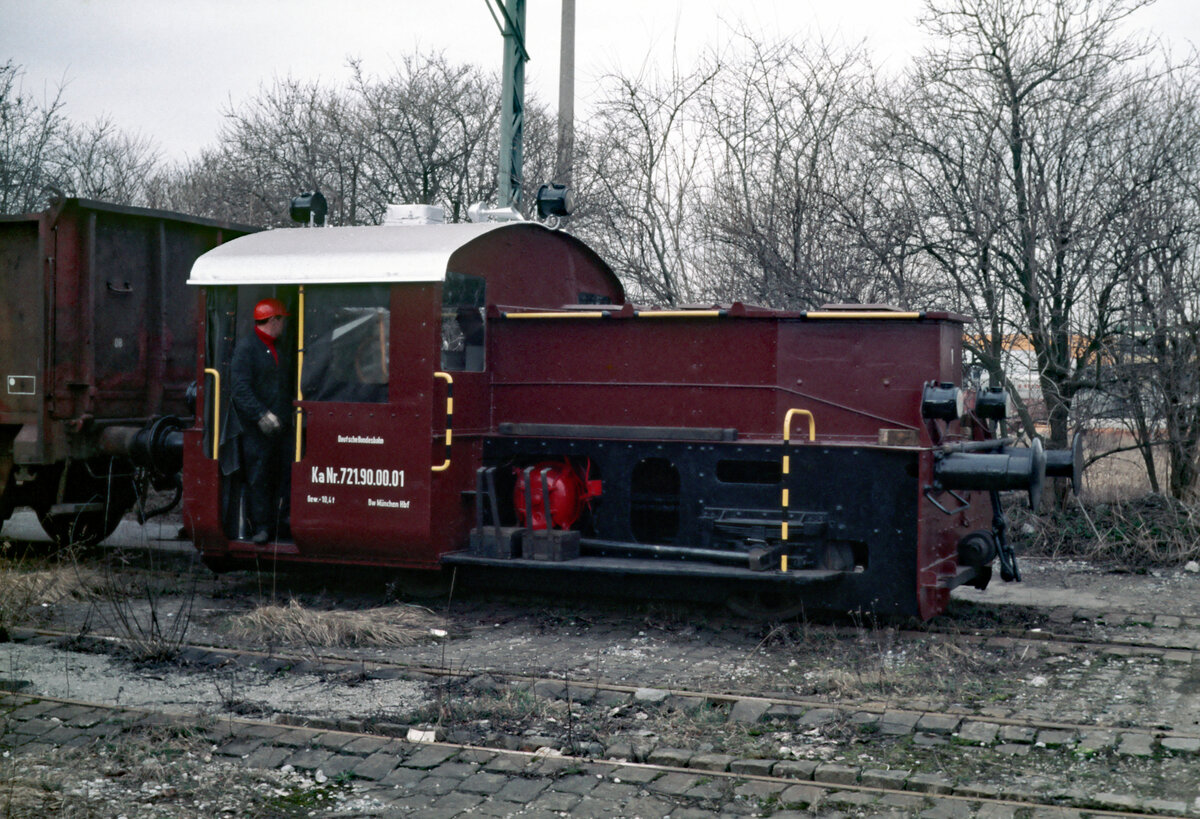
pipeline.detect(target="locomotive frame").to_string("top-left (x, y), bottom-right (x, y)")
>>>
top-left (182, 218), bottom-right (1078, 620)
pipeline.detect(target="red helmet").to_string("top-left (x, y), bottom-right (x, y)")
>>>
top-left (253, 298), bottom-right (290, 321)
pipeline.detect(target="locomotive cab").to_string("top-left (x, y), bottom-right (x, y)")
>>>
top-left (184, 221), bottom-right (623, 570)
top-left (184, 219), bottom-right (1074, 620)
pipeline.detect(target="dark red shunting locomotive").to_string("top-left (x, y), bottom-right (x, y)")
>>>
top-left (182, 219), bottom-right (1078, 619)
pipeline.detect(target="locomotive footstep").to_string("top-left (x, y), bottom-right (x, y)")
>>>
top-left (726, 592), bottom-right (809, 621)
top-left (387, 570), bottom-right (453, 601)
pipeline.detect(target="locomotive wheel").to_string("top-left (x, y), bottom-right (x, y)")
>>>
top-left (30, 461), bottom-right (137, 550)
top-left (726, 591), bottom-right (808, 621)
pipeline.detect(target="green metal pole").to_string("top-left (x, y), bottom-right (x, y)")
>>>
top-left (496, 0), bottom-right (527, 208)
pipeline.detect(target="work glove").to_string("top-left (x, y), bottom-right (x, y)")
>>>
top-left (258, 411), bottom-right (282, 435)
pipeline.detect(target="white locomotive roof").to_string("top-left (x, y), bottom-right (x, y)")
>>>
top-left (188, 222), bottom-right (513, 285)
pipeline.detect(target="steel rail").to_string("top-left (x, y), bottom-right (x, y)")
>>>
top-left (17, 626), bottom-right (1200, 742)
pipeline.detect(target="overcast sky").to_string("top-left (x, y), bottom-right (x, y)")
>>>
top-left (4, 0), bottom-right (1199, 163)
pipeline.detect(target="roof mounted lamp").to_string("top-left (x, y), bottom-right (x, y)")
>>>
top-left (974, 386), bottom-right (1011, 421)
top-left (290, 191), bottom-right (328, 227)
top-left (536, 183), bottom-right (573, 229)
top-left (921, 382), bottom-right (964, 421)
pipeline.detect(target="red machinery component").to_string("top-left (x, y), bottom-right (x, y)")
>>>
top-left (512, 460), bottom-right (601, 530)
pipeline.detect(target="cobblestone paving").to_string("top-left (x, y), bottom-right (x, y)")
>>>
top-left (6, 625), bottom-right (1199, 816)
top-left (5, 553), bottom-right (1200, 816)
top-left (3, 693), bottom-right (1195, 818)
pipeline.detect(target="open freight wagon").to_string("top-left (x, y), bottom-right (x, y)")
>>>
top-left (0, 198), bottom-right (255, 545)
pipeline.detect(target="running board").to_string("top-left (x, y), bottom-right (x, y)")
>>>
top-left (441, 551), bottom-right (845, 585)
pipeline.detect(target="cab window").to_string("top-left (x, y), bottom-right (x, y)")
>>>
top-left (441, 272), bottom-right (486, 372)
top-left (301, 284), bottom-right (390, 403)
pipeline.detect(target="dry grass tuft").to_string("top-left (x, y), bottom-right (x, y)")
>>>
top-left (2, 566), bottom-right (104, 605)
top-left (1013, 493), bottom-right (1200, 568)
top-left (0, 560), bottom-right (105, 633)
top-left (229, 599), bottom-right (447, 647)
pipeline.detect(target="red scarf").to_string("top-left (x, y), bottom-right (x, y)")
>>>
top-left (255, 326), bottom-right (279, 365)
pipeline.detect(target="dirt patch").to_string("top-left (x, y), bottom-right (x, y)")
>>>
top-left (953, 555), bottom-right (1200, 617)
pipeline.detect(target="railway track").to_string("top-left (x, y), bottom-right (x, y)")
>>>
top-left (2, 690), bottom-right (1193, 819)
top-left (14, 625), bottom-right (1200, 741)
top-left (12, 531), bottom-right (1200, 652)
top-left (4, 548), bottom-right (1200, 815)
top-left (7, 623), bottom-right (1199, 815)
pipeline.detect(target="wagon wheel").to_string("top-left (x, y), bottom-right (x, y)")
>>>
top-left (0, 438), bottom-right (16, 526)
top-left (30, 461), bottom-right (138, 550)
top-left (0, 472), bottom-right (15, 527)
top-left (726, 591), bottom-right (808, 621)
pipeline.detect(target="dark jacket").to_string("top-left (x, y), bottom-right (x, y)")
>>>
top-left (230, 330), bottom-right (291, 430)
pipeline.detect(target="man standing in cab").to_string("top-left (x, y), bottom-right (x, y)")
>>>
top-left (231, 297), bottom-right (292, 544)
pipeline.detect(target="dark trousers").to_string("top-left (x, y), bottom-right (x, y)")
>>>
top-left (240, 427), bottom-right (291, 534)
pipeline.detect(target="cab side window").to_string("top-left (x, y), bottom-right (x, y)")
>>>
top-left (301, 285), bottom-right (390, 403)
top-left (441, 272), bottom-right (486, 372)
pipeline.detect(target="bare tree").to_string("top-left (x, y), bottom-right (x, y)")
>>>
top-left (572, 58), bottom-right (720, 305)
top-left (0, 62), bottom-right (68, 213)
top-left (1, 63), bottom-right (171, 213)
top-left (182, 76), bottom-right (365, 226)
top-left (695, 36), bottom-right (933, 309)
top-left (351, 54), bottom-right (501, 223)
top-left (884, 0), bottom-right (1158, 451)
top-left (1090, 63), bottom-right (1200, 497)
top-left (56, 116), bottom-right (161, 204)
top-left (164, 54), bottom-right (554, 226)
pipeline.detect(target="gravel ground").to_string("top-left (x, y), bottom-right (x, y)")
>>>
top-left (4, 510), bottom-right (1200, 817)
top-left (0, 640), bottom-right (429, 722)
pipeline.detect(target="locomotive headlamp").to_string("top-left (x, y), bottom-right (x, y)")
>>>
top-left (290, 191), bottom-right (328, 227)
top-left (536, 183), bottom-right (573, 219)
top-left (922, 382), bottom-right (964, 421)
top-left (974, 386), bottom-right (1011, 420)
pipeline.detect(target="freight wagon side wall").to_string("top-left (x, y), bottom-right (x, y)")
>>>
top-left (51, 202), bottom-right (236, 424)
top-left (0, 199), bottom-right (256, 469)
top-left (0, 218), bottom-right (44, 424)
top-left (0, 217), bottom-right (46, 468)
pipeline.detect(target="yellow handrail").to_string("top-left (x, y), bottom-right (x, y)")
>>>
top-left (203, 368), bottom-right (220, 460)
top-left (432, 371), bottom-right (454, 472)
top-left (803, 311), bottom-right (923, 320)
top-left (632, 310), bottom-right (724, 318)
top-left (783, 408), bottom-right (816, 443)
top-left (295, 286), bottom-right (305, 462)
top-left (779, 408), bottom-right (816, 571)
top-left (501, 311), bottom-right (610, 319)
